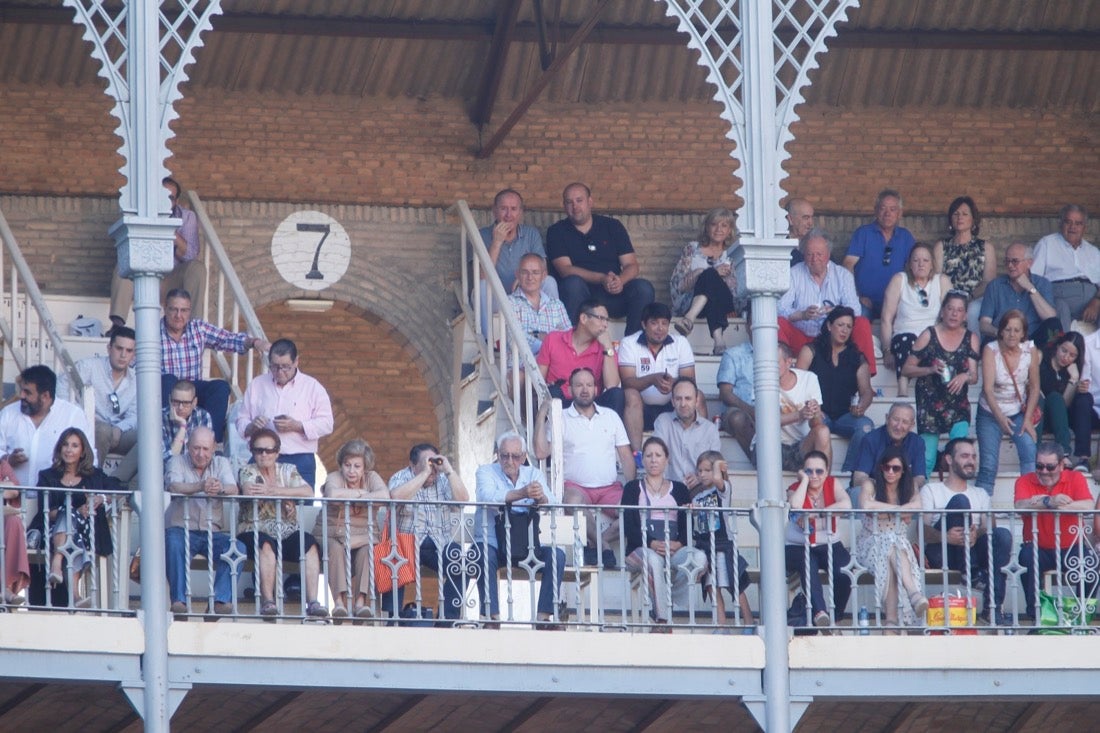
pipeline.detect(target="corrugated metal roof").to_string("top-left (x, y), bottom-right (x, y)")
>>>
top-left (0, 1), bottom-right (1096, 110)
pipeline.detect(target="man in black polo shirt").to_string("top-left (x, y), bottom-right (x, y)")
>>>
top-left (546, 182), bottom-right (655, 335)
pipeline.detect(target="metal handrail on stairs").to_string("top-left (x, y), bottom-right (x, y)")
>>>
top-left (186, 191), bottom-right (268, 402)
top-left (450, 200), bottom-right (564, 501)
top-left (0, 205), bottom-right (92, 422)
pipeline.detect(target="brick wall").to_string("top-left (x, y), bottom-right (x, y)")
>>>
top-left (1, 83), bottom-right (1096, 216)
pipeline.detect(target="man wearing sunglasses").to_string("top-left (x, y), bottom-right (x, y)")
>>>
top-left (1014, 441), bottom-right (1097, 620)
top-left (57, 326), bottom-right (137, 471)
top-left (843, 189), bottom-right (914, 319)
top-left (237, 338), bottom-right (333, 490)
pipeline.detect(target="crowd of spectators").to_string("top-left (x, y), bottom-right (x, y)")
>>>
top-left (2, 184), bottom-right (1099, 635)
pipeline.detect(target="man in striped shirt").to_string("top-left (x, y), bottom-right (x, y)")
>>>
top-left (160, 288), bottom-right (269, 443)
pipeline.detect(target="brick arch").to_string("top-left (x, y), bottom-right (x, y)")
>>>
top-left (253, 300), bottom-right (441, 479)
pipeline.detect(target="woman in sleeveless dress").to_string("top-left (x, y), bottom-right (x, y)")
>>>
top-left (933, 196), bottom-right (996, 333)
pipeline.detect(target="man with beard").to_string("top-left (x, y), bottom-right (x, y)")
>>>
top-left (534, 367), bottom-right (635, 568)
top-left (919, 438), bottom-right (1013, 625)
top-left (0, 365), bottom-right (95, 487)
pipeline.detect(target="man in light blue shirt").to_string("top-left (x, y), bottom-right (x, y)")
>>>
top-left (717, 311), bottom-right (755, 457)
top-left (473, 431), bottom-right (566, 629)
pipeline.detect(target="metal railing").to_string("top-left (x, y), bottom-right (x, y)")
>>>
top-left (1, 485), bottom-right (132, 613)
top-left (449, 200), bottom-right (563, 499)
top-left (787, 506), bottom-right (1100, 634)
top-left (0, 205), bottom-right (92, 422)
top-left (186, 191), bottom-right (268, 401)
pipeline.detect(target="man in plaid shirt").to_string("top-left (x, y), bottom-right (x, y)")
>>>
top-left (509, 253), bottom-right (571, 356)
top-left (388, 443), bottom-right (470, 621)
top-left (160, 288), bottom-right (270, 442)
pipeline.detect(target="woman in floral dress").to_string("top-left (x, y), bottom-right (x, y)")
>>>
top-left (901, 291), bottom-right (980, 475)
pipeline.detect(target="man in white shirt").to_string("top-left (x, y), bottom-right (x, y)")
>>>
top-left (1032, 204), bottom-right (1100, 330)
top-left (0, 365), bottom-right (95, 488)
top-left (618, 301), bottom-right (700, 451)
top-left (534, 367), bottom-right (635, 568)
top-left (919, 437), bottom-right (1012, 625)
top-left (58, 326), bottom-right (137, 469)
top-left (778, 228), bottom-right (877, 374)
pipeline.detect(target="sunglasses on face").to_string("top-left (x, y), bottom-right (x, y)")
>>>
top-left (804, 467), bottom-right (827, 476)
top-left (881, 464), bottom-right (904, 474)
top-left (1035, 462), bottom-right (1061, 472)
top-left (251, 446), bottom-right (278, 455)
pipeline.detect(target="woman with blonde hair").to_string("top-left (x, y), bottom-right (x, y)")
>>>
top-left (670, 207), bottom-right (744, 354)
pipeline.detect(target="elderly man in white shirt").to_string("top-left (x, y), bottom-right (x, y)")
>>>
top-left (1032, 204), bottom-right (1100, 330)
top-left (777, 227), bottom-right (878, 375)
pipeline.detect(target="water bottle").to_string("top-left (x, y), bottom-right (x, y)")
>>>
top-left (858, 606), bottom-right (870, 635)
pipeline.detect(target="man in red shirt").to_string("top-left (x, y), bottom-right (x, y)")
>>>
top-left (536, 299), bottom-right (624, 415)
top-left (1014, 441), bottom-right (1097, 619)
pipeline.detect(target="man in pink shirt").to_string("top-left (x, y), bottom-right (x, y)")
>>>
top-left (236, 338), bottom-right (334, 489)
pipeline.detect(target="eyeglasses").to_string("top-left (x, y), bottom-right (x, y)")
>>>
top-left (269, 363), bottom-right (296, 373)
top-left (882, 464), bottom-right (904, 474)
top-left (582, 311), bottom-right (609, 322)
top-left (251, 446), bottom-right (279, 455)
top-left (1005, 257), bottom-right (1026, 266)
top-left (170, 398), bottom-right (193, 407)
top-left (917, 288), bottom-right (929, 308)
top-left (1035, 462), bottom-right (1061, 472)
top-left (108, 392), bottom-right (120, 415)
top-left (499, 452), bottom-right (525, 462)
top-left (804, 467), bottom-right (827, 476)
top-left (882, 246), bottom-right (893, 267)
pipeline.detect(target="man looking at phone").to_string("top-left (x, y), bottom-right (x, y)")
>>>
top-left (778, 228), bottom-right (877, 374)
top-left (389, 444), bottom-right (470, 621)
top-left (237, 338), bottom-right (333, 490)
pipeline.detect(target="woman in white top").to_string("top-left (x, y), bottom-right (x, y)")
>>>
top-left (880, 242), bottom-right (952, 397)
top-left (976, 309), bottom-right (1040, 494)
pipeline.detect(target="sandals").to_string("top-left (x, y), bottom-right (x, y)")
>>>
top-left (673, 317), bottom-right (694, 336)
top-left (306, 601), bottom-right (329, 618)
top-left (48, 572), bottom-right (63, 588)
top-left (909, 590), bottom-right (929, 615)
top-left (260, 599), bottom-right (278, 621)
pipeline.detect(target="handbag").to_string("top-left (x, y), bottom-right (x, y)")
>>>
top-left (1003, 350), bottom-right (1042, 426)
top-left (373, 525), bottom-right (417, 593)
top-left (494, 506), bottom-right (541, 562)
top-left (129, 548), bottom-right (141, 583)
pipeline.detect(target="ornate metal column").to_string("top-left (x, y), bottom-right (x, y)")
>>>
top-left (659, 1), bottom-right (858, 730)
top-left (65, 1), bottom-right (222, 728)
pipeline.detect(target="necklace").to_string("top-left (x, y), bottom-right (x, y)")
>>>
top-left (644, 477), bottom-right (666, 498)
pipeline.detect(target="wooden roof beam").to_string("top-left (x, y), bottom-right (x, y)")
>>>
top-left (476, 0), bottom-right (611, 160)
top-left (470, 0), bottom-right (523, 127)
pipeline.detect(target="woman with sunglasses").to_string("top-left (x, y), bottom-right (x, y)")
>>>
top-left (623, 436), bottom-right (707, 632)
top-left (795, 306), bottom-right (874, 476)
top-left (670, 207), bottom-right (744, 355)
top-left (855, 446), bottom-right (928, 629)
top-left (902, 290), bottom-right (981, 476)
top-left (1039, 331), bottom-right (1093, 472)
top-left (238, 428), bottom-right (328, 619)
top-left (880, 242), bottom-right (951, 396)
top-left (785, 450), bottom-right (852, 629)
top-left (976, 309), bottom-right (1040, 494)
top-left (932, 196), bottom-right (996, 333)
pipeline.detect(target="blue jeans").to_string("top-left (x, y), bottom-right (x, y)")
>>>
top-left (822, 412), bottom-right (873, 473)
top-left (975, 407), bottom-right (1036, 494)
top-left (165, 526), bottom-right (245, 604)
top-left (558, 275), bottom-right (656, 336)
top-left (472, 543), bottom-right (566, 618)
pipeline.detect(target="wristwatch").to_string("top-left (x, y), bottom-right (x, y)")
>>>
top-left (1042, 495), bottom-right (1052, 509)
top-left (1028, 287), bottom-right (1037, 295)
top-left (604, 348), bottom-right (615, 357)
